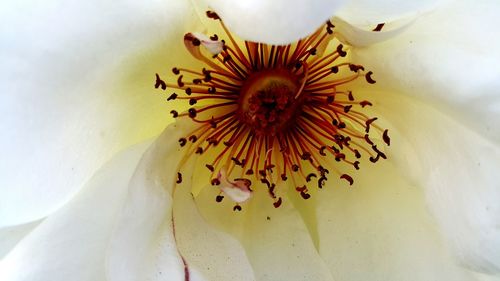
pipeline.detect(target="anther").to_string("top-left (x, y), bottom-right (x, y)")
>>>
top-left (154, 73), bottom-right (167, 90)
top-left (273, 197), bottom-right (283, 208)
top-left (176, 172), bottom-right (183, 184)
top-left (167, 93), bottom-right (177, 101)
top-left (365, 71), bottom-right (376, 84)
top-left (340, 174), bottom-right (354, 185)
top-left (337, 44), bottom-right (347, 57)
top-left (178, 138), bottom-right (187, 147)
top-left (170, 110), bottom-right (178, 118)
top-left (383, 129), bottom-right (391, 146)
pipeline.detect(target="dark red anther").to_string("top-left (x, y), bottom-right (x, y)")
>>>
top-left (309, 48), bottom-right (317, 55)
top-left (349, 64), bottom-right (365, 72)
top-left (188, 135), bottom-right (197, 143)
top-left (340, 174), bottom-right (354, 185)
top-left (185, 88), bottom-right (192, 95)
top-left (300, 191), bottom-right (311, 200)
top-left (364, 134), bottom-right (374, 145)
top-left (344, 105), bottom-right (353, 113)
top-left (354, 149), bottom-right (361, 159)
top-left (383, 129), bottom-right (391, 146)
top-left (211, 178), bottom-right (220, 185)
top-left (172, 67), bottom-right (180, 75)
top-left (337, 44), bottom-right (347, 57)
top-left (318, 176), bottom-right (327, 189)
top-left (372, 145), bottom-right (387, 159)
top-left (292, 164), bottom-right (299, 172)
top-left (188, 108), bottom-right (197, 118)
top-left (170, 110), bottom-right (178, 118)
top-left (246, 169), bottom-right (254, 175)
top-left (206, 164), bottom-right (215, 172)
top-left (365, 71), bottom-right (376, 84)
top-left (178, 138), bottom-right (187, 147)
top-left (208, 86), bottom-right (216, 93)
top-left (281, 174), bottom-right (288, 181)
top-left (326, 96), bottom-right (335, 104)
top-left (301, 152), bottom-right (311, 160)
top-left (210, 34), bottom-right (219, 41)
top-left (295, 185), bottom-right (307, 192)
top-left (167, 93), bottom-right (177, 101)
top-left (319, 146), bottom-right (327, 156)
top-left (233, 205), bottom-right (242, 211)
top-left (206, 11), bottom-right (220, 20)
top-left (369, 154), bottom-right (380, 163)
top-left (195, 147), bottom-right (203, 154)
top-left (353, 161), bottom-right (360, 170)
top-left (154, 73), bottom-right (167, 90)
top-left (215, 195), bottom-right (224, 202)
top-left (348, 91), bottom-right (354, 101)
top-left (338, 122), bottom-right (346, 129)
top-left (176, 172), bottom-right (183, 184)
top-left (365, 117), bottom-right (378, 133)
top-left (335, 153), bottom-right (346, 162)
top-left (189, 98), bottom-right (197, 105)
top-left (273, 197), bottom-right (282, 208)
top-left (193, 78), bottom-right (202, 84)
top-left (331, 66), bottom-right (339, 73)
top-left (360, 100), bottom-right (372, 107)
top-left (177, 75), bottom-right (184, 87)
top-left (372, 23), bottom-right (385, 32)
top-left (306, 173), bottom-right (317, 182)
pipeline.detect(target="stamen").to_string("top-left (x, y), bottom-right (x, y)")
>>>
top-left (157, 11), bottom-right (390, 208)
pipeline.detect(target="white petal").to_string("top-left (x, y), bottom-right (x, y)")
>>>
top-left (316, 160), bottom-right (479, 280)
top-left (173, 158), bottom-right (255, 281)
top-left (335, 0), bottom-right (448, 26)
top-left (354, 0), bottom-right (500, 142)
top-left (374, 91), bottom-right (500, 275)
top-left (0, 221), bottom-right (40, 260)
top-left (0, 140), bottom-right (151, 281)
top-left (205, 0), bottom-right (346, 44)
top-left (194, 186), bottom-right (334, 281)
top-left (332, 16), bottom-right (414, 47)
top-left (0, 0), bottom-right (201, 227)
top-left (106, 122), bottom-right (188, 281)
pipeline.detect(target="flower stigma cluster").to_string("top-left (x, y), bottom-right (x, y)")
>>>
top-left (155, 11), bottom-right (390, 211)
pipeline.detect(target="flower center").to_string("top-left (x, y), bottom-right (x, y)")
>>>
top-left (238, 69), bottom-right (302, 136)
top-left (154, 11), bottom-right (390, 210)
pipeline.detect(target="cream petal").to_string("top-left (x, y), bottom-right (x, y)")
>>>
top-left (0, 140), bottom-right (151, 281)
top-left (106, 120), bottom-right (258, 281)
top-left (331, 16), bottom-right (414, 47)
top-left (316, 160), bottom-right (479, 280)
top-left (172, 158), bottom-right (255, 281)
top-left (105, 122), bottom-right (187, 281)
top-left (372, 90), bottom-right (500, 275)
top-left (0, 0), bottom-right (201, 227)
top-left (205, 0), bottom-right (346, 44)
top-left (194, 185), bottom-right (334, 281)
top-left (354, 0), bottom-right (500, 143)
top-left (0, 221), bottom-right (40, 260)
top-left (335, 0), bottom-right (448, 26)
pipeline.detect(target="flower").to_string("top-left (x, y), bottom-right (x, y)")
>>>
top-left (1, 0), bottom-right (500, 281)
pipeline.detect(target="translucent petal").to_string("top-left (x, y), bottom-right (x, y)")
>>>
top-left (354, 0), bottom-right (500, 143)
top-left (204, 0), bottom-right (346, 44)
top-left (107, 121), bottom-right (255, 281)
top-left (0, 0), bottom-right (201, 227)
top-left (194, 185), bottom-right (334, 280)
top-left (0, 141), bottom-right (151, 281)
top-left (316, 160), bottom-right (479, 280)
top-left (373, 90), bottom-right (500, 275)
top-left (335, 0), bottom-right (448, 26)
top-left (0, 221), bottom-right (40, 260)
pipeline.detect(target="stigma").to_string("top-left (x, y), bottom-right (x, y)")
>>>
top-left (155, 11), bottom-right (390, 210)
